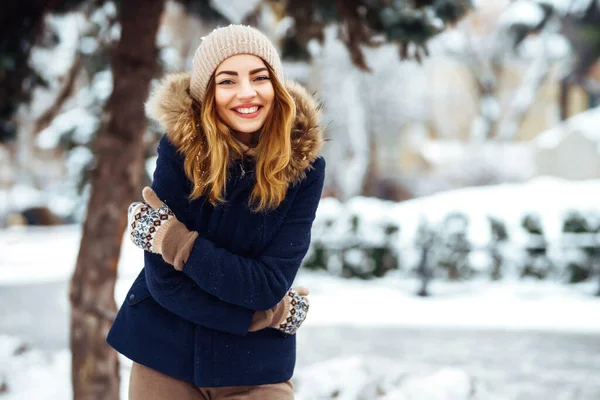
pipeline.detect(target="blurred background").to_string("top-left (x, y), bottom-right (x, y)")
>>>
top-left (1, 0), bottom-right (600, 399)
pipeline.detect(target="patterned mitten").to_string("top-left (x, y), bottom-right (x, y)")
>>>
top-left (248, 287), bottom-right (310, 333)
top-left (128, 187), bottom-right (198, 270)
top-left (273, 287), bottom-right (310, 335)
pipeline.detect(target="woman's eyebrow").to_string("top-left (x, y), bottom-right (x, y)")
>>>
top-left (215, 67), bottom-right (268, 77)
top-left (250, 67), bottom-right (267, 74)
top-left (216, 70), bottom-right (237, 77)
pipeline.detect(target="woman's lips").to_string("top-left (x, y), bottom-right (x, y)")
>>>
top-left (232, 106), bottom-right (262, 119)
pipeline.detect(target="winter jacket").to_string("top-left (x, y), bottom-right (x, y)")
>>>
top-left (106, 72), bottom-right (325, 387)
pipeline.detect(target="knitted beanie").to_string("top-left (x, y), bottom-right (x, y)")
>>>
top-left (189, 24), bottom-right (284, 103)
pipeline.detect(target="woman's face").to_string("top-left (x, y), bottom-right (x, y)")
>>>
top-left (214, 54), bottom-right (275, 137)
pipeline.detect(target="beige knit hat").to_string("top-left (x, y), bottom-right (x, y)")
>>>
top-left (189, 24), bottom-right (284, 103)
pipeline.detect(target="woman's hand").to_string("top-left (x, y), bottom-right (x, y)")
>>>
top-left (128, 187), bottom-right (198, 270)
top-left (249, 287), bottom-right (310, 335)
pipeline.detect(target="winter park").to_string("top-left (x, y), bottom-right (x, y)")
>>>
top-left (2, 0), bottom-right (600, 399)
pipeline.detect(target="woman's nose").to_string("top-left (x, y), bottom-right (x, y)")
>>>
top-left (236, 81), bottom-right (257, 99)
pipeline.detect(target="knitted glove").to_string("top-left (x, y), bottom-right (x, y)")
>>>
top-left (248, 287), bottom-right (310, 335)
top-left (128, 187), bottom-right (198, 270)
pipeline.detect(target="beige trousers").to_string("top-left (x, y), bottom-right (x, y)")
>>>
top-left (129, 362), bottom-right (294, 400)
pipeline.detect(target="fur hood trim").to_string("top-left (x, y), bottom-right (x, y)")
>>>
top-left (145, 72), bottom-right (324, 185)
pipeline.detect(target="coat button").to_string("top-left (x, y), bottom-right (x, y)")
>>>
top-left (129, 294), bottom-right (136, 301)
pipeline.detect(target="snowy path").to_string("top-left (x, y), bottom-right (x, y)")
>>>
top-left (2, 281), bottom-right (600, 399)
top-left (296, 326), bottom-right (600, 400)
top-left (0, 281), bottom-right (69, 350)
top-left (2, 225), bottom-right (600, 398)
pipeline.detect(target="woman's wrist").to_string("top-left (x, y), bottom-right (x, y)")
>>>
top-left (160, 222), bottom-right (198, 270)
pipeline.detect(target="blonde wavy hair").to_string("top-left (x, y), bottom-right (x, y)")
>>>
top-left (177, 63), bottom-right (296, 212)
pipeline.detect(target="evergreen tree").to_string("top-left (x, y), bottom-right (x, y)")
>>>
top-left (279, 0), bottom-right (473, 68)
top-left (1, 0), bottom-right (473, 141)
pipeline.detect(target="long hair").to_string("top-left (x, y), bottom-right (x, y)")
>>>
top-left (179, 63), bottom-right (296, 212)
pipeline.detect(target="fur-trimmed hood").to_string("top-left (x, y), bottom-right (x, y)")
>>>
top-left (145, 72), bottom-right (324, 185)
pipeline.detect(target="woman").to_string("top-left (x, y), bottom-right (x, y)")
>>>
top-left (106, 24), bottom-right (325, 399)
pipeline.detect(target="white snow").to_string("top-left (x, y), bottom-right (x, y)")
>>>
top-left (298, 272), bottom-right (599, 333)
top-left (316, 177), bottom-right (600, 254)
top-left (28, 13), bottom-right (82, 83)
top-left (210, 0), bottom-right (262, 24)
top-left (36, 109), bottom-right (99, 150)
top-left (535, 0), bottom-right (595, 16)
top-left (2, 179), bottom-right (599, 333)
top-left (293, 357), bottom-right (496, 400)
top-left (534, 106), bottom-right (600, 151)
top-left (498, 1), bottom-right (545, 27)
top-left (0, 336), bottom-right (132, 400)
top-left (499, 0), bottom-right (595, 24)
top-left (3, 185), bottom-right (47, 213)
top-left (419, 139), bottom-right (536, 184)
top-left (0, 337), bottom-right (72, 400)
top-left (2, 180), bottom-right (600, 399)
top-left (0, 337), bottom-right (493, 400)
top-left (311, 25), bottom-right (431, 199)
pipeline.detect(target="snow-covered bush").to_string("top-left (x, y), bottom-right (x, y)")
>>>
top-left (561, 210), bottom-right (600, 283)
top-left (435, 212), bottom-right (473, 280)
top-left (306, 180), bottom-right (600, 287)
top-left (488, 216), bottom-right (509, 280)
top-left (520, 212), bottom-right (553, 279)
top-left (303, 197), bottom-right (401, 279)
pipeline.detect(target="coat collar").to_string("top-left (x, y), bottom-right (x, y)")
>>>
top-left (145, 72), bottom-right (324, 185)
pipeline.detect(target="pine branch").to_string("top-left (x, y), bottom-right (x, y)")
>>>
top-left (281, 0), bottom-right (473, 69)
top-left (34, 53), bottom-right (82, 135)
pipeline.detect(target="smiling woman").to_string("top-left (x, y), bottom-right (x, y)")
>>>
top-left (107, 24), bottom-right (325, 400)
top-left (213, 55), bottom-right (275, 139)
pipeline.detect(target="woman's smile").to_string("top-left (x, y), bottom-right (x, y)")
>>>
top-left (231, 103), bottom-right (263, 118)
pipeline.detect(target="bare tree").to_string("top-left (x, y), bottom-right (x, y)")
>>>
top-left (69, 0), bottom-right (164, 398)
top-left (455, 2), bottom-right (555, 141)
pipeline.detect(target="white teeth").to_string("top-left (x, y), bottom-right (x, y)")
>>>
top-left (235, 106), bottom-right (259, 114)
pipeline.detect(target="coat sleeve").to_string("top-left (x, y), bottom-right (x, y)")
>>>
top-left (182, 156), bottom-right (326, 311)
top-left (144, 254), bottom-right (254, 336)
top-left (143, 135), bottom-right (254, 336)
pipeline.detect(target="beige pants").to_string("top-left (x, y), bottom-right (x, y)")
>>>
top-left (129, 362), bottom-right (294, 400)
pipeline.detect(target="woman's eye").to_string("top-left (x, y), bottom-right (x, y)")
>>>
top-left (217, 80), bottom-right (234, 85)
top-left (254, 76), bottom-right (270, 81)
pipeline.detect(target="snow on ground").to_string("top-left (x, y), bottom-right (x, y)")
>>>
top-left (0, 335), bottom-right (495, 400)
top-left (293, 356), bottom-right (500, 400)
top-left (0, 223), bottom-right (598, 334)
top-left (1, 180), bottom-right (599, 399)
top-left (0, 337), bottom-right (71, 400)
top-left (317, 176), bottom-right (600, 249)
top-left (298, 271), bottom-right (599, 333)
top-left (2, 177), bottom-right (600, 333)
top-left (0, 336), bottom-right (131, 400)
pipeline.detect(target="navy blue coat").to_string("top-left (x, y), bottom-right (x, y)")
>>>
top-left (106, 72), bottom-right (325, 387)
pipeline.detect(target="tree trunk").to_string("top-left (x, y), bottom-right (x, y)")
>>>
top-left (69, 1), bottom-right (164, 399)
top-left (559, 78), bottom-right (569, 121)
top-left (360, 130), bottom-right (378, 197)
